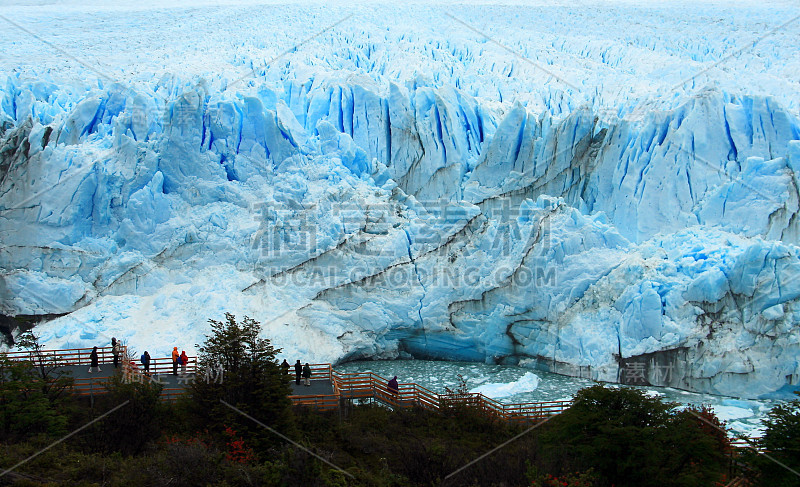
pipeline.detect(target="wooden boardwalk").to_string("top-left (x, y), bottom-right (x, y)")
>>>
top-left (2, 346), bottom-right (198, 401)
top-left (2, 346), bottom-right (570, 421)
top-left (289, 379), bottom-right (335, 396)
top-left (288, 365), bottom-right (572, 422)
top-left (2, 346), bottom-right (757, 485)
top-left (0, 345), bottom-right (770, 450)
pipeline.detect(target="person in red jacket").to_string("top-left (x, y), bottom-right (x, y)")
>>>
top-left (171, 347), bottom-right (180, 376)
top-left (180, 350), bottom-right (189, 375)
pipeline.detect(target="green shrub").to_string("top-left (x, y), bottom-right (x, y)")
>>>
top-left (539, 385), bottom-right (730, 487)
top-left (68, 371), bottom-right (165, 457)
top-left (0, 354), bottom-right (70, 442)
top-left (749, 393), bottom-right (800, 486)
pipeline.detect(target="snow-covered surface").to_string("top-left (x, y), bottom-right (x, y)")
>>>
top-left (1, 0), bottom-right (799, 399)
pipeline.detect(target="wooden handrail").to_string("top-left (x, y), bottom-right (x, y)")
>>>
top-left (325, 369), bottom-right (573, 423)
top-left (2, 349), bottom-right (571, 421)
top-left (4, 346), bottom-right (197, 371)
top-left (2, 350), bottom-right (761, 444)
top-left (137, 356), bottom-right (198, 374)
top-left (2, 350), bottom-right (561, 419)
top-left (3, 346), bottom-right (121, 365)
top-left (3, 345), bottom-right (116, 356)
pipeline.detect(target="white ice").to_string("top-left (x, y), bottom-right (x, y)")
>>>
top-left (1, 0), bottom-right (799, 400)
top-left (470, 371), bottom-right (541, 398)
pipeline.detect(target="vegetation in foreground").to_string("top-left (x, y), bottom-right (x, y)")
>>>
top-left (1, 315), bottom-right (797, 486)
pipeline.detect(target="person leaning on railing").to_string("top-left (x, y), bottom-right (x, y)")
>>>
top-left (281, 359), bottom-right (290, 380)
top-left (141, 351), bottom-right (151, 375)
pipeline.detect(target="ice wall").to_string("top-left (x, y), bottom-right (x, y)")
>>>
top-left (1, 69), bottom-right (799, 399)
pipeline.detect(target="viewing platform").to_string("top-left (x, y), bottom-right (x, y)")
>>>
top-left (2, 346), bottom-right (569, 421)
top-left (0, 346), bottom-right (769, 443)
top-left (289, 364), bottom-right (571, 422)
top-left (2, 345), bottom-right (198, 401)
top-left (1, 345), bottom-right (762, 487)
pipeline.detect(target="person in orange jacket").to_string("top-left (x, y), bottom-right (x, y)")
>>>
top-left (180, 350), bottom-right (188, 375)
top-left (171, 347), bottom-right (180, 376)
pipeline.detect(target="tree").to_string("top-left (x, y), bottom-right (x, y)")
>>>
top-left (750, 392), bottom-right (800, 486)
top-left (667, 405), bottom-right (732, 485)
top-left (15, 329), bottom-right (73, 401)
top-left (0, 331), bottom-right (74, 442)
top-left (188, 313), bottom-right (293, 452)
top-left (539, 385), bottom-right (730, 487)
top-left (0, 354), bottom-right (69, 441)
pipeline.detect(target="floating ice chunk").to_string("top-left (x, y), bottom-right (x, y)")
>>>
top-left (713, 406), bottom-right (755, 422)
top-left (470, 372), bottom-right (540, 398)
top-left (727, 422), bottom-right (766, 438)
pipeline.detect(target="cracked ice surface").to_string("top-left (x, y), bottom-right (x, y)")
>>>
top-left (1, 0), bottom-right (799, 398)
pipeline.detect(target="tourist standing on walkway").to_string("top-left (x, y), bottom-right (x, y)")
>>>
top-left (281, 359), bottom-right (290, 380)
top-left (111, 337), bottom-right (120, 368)
top-left (388, 376), bottom-right (399, 396)
top-left (141, 351), bottom-right (151, 375)
top-left (180, 350), bottom-right (188, 375)
top-left (172, 347), bottom-right (180, 376)
top-left (302, 363), bottom-right (312, 386)
top-left (88, 346), bottom-right (101, 373)
top-left (294, 360), bottom-right (302, 385)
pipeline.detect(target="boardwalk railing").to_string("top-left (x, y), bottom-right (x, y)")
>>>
top-left (287, 367), bottom-right (571, 422)
top-left (1, 350), bottom-right (766, 446)
top-left (3, 346), bottom-right (123, 366)
top-left (321, 369), bottom-right (571, 422)
top-left (139, 356), bottom-right (198, 375)
top-left (3, 346), bottom-right (197, 372)
top-left (2, 346), bottom-right (196, 399)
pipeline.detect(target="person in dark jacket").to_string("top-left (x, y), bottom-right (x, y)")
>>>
top-left (281, 359), bottom-right (290, 380)
top-left (111, 337), bottom-right (120, 368)
top-left (88, 346), bottom-right (101, 373)
top-left (141, 351), bottom-right (151, 375)
top-left (294, 360), bottom-right (302, 385)
top-left (388, 376), bottom-right (399, 396)
top-left (302, 363), bottom-right (312, 386)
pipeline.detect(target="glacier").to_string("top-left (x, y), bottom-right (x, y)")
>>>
top-left (1, 0), bottom-right (799, 399)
